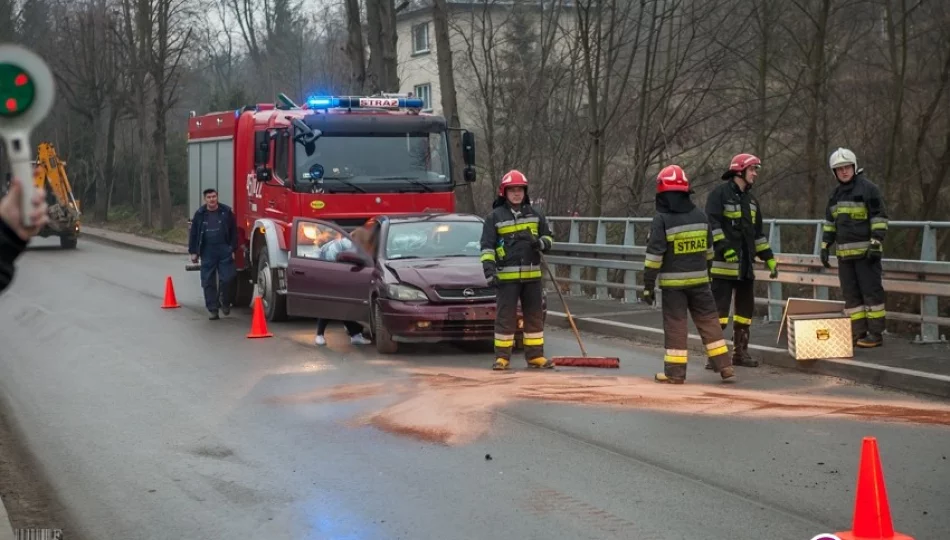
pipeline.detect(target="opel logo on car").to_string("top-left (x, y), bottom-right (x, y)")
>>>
top-left (463, 288), bottom-right (475, 297)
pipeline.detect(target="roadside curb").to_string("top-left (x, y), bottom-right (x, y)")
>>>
top-left (81, 226), bottom-right (189, 255)
top-left (0, 494), bottom-right (14, 540)
top-left (547, 311), bottom-right (950, 400)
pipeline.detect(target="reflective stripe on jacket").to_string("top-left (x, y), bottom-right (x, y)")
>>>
top-left (821, 174), bottom-right (888, 260)
top-left (705, 181), bottom-right (775, 281)
top-left (480, 203), bottom-right (554, 282)
top-left (643, 207), bottom-right (713, 290)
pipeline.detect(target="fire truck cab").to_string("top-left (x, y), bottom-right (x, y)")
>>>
top-left (187, 93), bottom-right (477, 321)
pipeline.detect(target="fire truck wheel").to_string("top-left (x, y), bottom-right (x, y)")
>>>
top-left (232, 270), bottom-right (254, 308)
top-left (372, 301), bottom-right (398, 354)
top-left (256, 249), bottom-right (288, 322)
top-left (60, 234), bottom-right (77, 249)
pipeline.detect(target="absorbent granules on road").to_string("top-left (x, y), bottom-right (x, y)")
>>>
top-left (273, 368), bottom-right (950, 446)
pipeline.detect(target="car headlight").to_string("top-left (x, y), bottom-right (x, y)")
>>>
top-left (385, 283), bottom-right (429, 302)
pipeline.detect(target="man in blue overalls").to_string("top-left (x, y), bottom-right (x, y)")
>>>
top-left (188, 188), bottom-right (238, 320)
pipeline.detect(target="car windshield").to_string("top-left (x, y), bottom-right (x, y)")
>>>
top-left (385, 221), bottom-right (483, 260)
top-left (294, 131), bottom-right (451, 193)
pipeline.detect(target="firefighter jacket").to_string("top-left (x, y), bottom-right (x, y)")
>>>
top-left (706, 181), bottom-right (775, 281)
top-left (821, 173), bottom-right (888, 260)
top-left (480, 202), bottom-right (554, 282)
top-left (643, 206), bottom-right (713, 291)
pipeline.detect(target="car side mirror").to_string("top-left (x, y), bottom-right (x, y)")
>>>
top-left (337, 251), bottom-right (369, 268)
top-left (463, 165), bottom-right (476, 183)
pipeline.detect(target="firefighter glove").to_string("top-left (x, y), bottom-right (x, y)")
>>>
top-left (868, 240), bottom-right (883, 262)
top-left (820, 247), bottom-right (831, 269)
top-left (640, 287), bottom-right (655, 306)
top-left (767, 258), bottom-right (778, 279)
top-left (486, 272), bottom-right (499, 288)
top-left (723, 248), bottom-right (739, 263)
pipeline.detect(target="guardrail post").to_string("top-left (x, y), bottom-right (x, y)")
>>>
top-left (568, 220), bottom-right (581, 296)
top-left (623, 220), bottom-right (637, 303)
top-left (812, 224), bottom-right (829, 300)
top-left (595, 220), bottom-right (608, 299)
top-left (916, 224), bottom-right (944, 343)
top-left (767, 222), bottom-right (783, 322)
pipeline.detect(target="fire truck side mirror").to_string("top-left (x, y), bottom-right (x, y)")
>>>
top-left (461, 130), bottom-right (475, 166)
top-left (463, 166), bottom-right (476, 183)
top-left (255, 165), bottom-right (273, 183)
top-left (254, 131), bottom-right (268, 166)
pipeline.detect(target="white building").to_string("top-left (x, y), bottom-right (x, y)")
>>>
top-left (394, 1), bottom-right (574, 128)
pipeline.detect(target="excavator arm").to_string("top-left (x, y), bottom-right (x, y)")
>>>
top-left (32, 142), bottom-right (81, 248)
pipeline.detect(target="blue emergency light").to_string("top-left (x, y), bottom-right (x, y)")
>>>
top-left (306, 95), bottom-right (425, 110)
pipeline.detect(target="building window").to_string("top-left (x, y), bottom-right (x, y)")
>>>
top-left (413, 84), bottom-right (432, 111)
top-left (411, 22), bottom-right (429, 54)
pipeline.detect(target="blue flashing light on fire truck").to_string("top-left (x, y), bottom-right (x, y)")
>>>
top-left (187, 92), bottom-right (478, 322)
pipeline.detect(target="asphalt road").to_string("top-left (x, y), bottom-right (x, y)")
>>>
top-left (1, 236), bottom-right (948, 540)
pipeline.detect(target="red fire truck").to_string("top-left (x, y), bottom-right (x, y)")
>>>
top-left (187, 93), bottom-right (477, 321)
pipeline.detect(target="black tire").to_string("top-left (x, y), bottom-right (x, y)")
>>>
top-left (231, 269), bottom-right (254, 308)
top-left (372, 301), bottom-right (398, 354)
top-left (60, 234), bottom-right (77, 249)
top-left (256, 249), bottom-right (288, 322)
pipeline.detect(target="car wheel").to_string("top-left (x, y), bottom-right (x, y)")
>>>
top-left (373, 301), bottom-right (398, 354)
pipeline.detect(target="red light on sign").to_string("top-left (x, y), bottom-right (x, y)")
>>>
top-left (14, 73), bottom-right (27, 86)
top-left (5, 98), bottom-right (17, 111)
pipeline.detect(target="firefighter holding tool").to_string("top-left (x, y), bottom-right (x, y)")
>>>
top-left (641, 165), bottom-right (735, 384)
top-left (706, 153), bottom-right (778, 368)
top-left (821, 148), bottom-right (888, 348)
top-left (480, 170), bottom-right (555, 371)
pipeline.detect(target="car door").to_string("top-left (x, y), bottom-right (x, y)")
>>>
top-left (285, 217), bottom-right (375, 321)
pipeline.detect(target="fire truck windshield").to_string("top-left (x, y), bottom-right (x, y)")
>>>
top-left (293, 130), bottom-right (451, 193)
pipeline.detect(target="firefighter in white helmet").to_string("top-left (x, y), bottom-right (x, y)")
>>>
top-left (642, 164), bottom-right (735, 384)
top-left (480, 170), bottom-right (555, 370)
top-left (821, 148), bottom-right (889, 347)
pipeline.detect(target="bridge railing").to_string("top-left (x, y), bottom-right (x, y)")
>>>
top-left (545, 217), bottom-right (950, 343)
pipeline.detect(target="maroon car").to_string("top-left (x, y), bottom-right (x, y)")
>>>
top-left (284, 213), bottom-right (544, 354)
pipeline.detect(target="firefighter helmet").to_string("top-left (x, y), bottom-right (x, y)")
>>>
top-left (829, 147), bottom-right (857, 171)
top-left (721, 153), bottom-right (761, 179)
top-left (656, 165), bottom-right (690, 193)
top-left (498, 169), bottom-right (529, 197)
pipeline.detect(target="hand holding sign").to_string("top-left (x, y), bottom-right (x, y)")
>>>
top-left (0, 44), bottom-right (55, 228)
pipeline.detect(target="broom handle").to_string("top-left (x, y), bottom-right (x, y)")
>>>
top-left (540, 254), bottom-right (589, 357)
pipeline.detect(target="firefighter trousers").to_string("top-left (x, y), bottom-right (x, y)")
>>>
top-left (661, 285), bottom-right (732, 381)
top-left (838, 257), bottom-right (886, 337)
top-left (712, 278), bottom-right (755, 330)
top-left (494, 280), bottom-right (545, 361)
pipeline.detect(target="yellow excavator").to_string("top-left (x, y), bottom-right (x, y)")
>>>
top-left (32, 142), bottom-right (81, 249)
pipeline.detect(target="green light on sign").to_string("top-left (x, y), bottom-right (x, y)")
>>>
top-left (0, 63), bottom-right (36, 118)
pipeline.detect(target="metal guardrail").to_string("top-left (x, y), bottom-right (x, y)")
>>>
top-left (546, 217), bottom-right (950, 343)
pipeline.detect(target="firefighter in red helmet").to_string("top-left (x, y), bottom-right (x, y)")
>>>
top-left (705, 153), bottom-right (778, 368)
top-left (641, 165), bottom-right (735, 384)
top-left (480, 170), bottom-right (555, 370)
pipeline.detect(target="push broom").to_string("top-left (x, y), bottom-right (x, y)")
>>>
top-left (540, 254), bottom-right (620, 368)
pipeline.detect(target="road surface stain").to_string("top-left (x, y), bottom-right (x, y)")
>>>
top-left (280, 368), bottom-right (950, 445)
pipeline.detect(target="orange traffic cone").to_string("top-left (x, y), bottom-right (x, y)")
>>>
top-left (161, 276), bottom-right (180, 309)
top-left (247, 296), bottom-right (273, 338)
top-left (836, 437), bottom-right (915, 540)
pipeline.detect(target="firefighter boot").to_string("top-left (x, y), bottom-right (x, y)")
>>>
top-left (527, 357), bottom-right (554, 369)
top-left (707, 353), bottom-right (736, 381)
top-left (732, 327), bottom-right (758, 367)
top-left (655, 362), bottom-right (686, 384)
top-left (856, 332), bottom-right (883, 348)
top-left (492, 358), bottom-right (510, 371)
